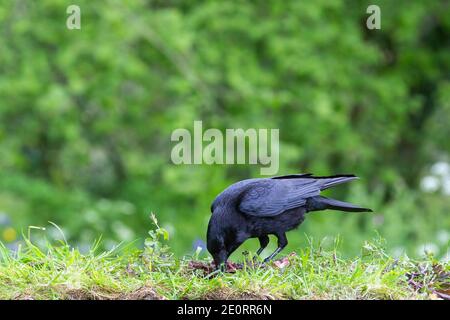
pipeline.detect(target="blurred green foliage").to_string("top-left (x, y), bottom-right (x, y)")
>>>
top-left (0, 0), bottom-right (449, 259)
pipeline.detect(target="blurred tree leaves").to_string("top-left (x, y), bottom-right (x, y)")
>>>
top-left (0, 0), bottom-right (448, 256)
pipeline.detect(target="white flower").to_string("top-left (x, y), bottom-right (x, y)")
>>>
top-left (416, 243), bottom-right (439, 256)
top-left (431, 161), bottom-right (450, 177)
top-left (420, 176), bottom-right (440, 192)
top-left (442, 178), bottom-right (450, 195)
top-left (436, 230), bottom-right (450, 244)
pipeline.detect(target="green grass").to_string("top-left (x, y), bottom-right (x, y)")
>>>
top-left (0, 218), bottom-right (448, 300)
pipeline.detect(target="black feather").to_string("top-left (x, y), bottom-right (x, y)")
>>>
top-left (206, 173), bottom-right (372, 267)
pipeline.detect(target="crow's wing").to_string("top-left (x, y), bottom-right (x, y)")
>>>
top-left (271, 173), bottom-right (312, 179)
top-left (238, 179), bottom-right (321, 217)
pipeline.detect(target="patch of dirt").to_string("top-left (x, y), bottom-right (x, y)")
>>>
top-left (119, 287), bottom-right (165, 300)
top-left (13, 293), bottom-right (35, 300)
top-left (202, 288), bottom-right (278, 300)
top-left (188, 261), bottom-right (244, 275)
top-left (188, 253), bottom-right (298, 277)
top-left (406, 262), bottom-right (450, 300)
top-left (60, 288), bottom-right (115, 300)
top-left (12, 287), bottom-right (51, 300)
top-left (58, 286), bottom-right (165, 300)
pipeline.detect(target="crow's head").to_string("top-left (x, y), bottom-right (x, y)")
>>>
top-left (206, 211), bottom-right (228, 270)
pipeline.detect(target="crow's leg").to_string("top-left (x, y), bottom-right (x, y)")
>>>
top-left (253, 235), bottom-right (270, 260)
top-left (263, 233), bottom-right (287, 263)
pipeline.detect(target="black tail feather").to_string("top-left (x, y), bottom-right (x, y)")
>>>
top-left (320, 175), bottom-right (359, 190)
top-left (307, 196), bottom-right (372, 213)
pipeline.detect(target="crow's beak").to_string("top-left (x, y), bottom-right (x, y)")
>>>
top-left (213, 260), bottom-right (226, 272)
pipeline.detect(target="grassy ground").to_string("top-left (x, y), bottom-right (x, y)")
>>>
top-left (0, 219), bottom-right (448, 300)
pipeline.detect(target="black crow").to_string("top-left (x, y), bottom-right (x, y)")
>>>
top-left (207, 173), bottom-right (372, 269)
